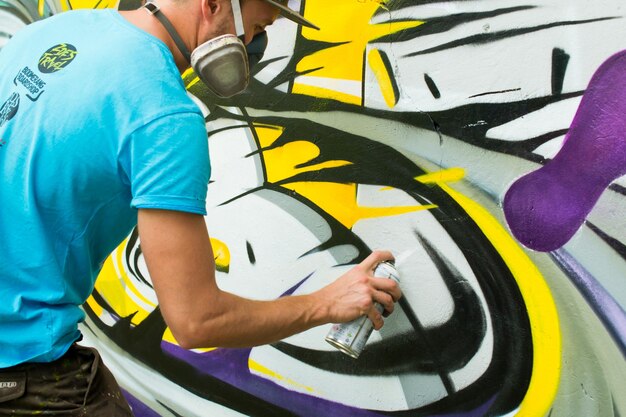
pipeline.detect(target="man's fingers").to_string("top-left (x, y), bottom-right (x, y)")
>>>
top-left (367, 309), bottom-right (384, 330)
top-left (371, 276), bottom-right (402, 301)
top-left (373, 289), bottom-right (395, 314)
top-left (362, 250), bottom-right (395, 271)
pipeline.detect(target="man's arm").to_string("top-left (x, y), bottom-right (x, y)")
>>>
top-left (138, 209), bottom-right (401, 349)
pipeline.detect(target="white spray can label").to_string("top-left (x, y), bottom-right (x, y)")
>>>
top-left (325, 261), bottom-right (400, 359)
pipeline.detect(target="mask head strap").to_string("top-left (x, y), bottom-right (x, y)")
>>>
top-left (144, 2), bottom-right (192, 63)
top-left (145, 1), bottom-right (247, 62)
top-left (230, 0), bottom-right (246, 38)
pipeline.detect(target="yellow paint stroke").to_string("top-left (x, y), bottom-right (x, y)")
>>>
top-left (249, 359), bottom-right (315, 393)
top-left (255, 125), bottom-right (436, 228)
top-left (183, 69), bottom-right (201, 89)
top-left (415, 167), bottom-right (466, 184)
top-left (439, 183), bottom-right (561, 417)
top-left (118, 247), bottom-right (157, 310)
top-left (66, 0), bottom-right (118, 10)
top-left (92, 241), bottom-right (153, 326)
top-left (291, 84), bottom-right (363, 106)
top-left (256, 124), bottom-right (353, 184)
top-left (285, 182), bottom-right (436, 229)
top-left (211, 237), bottom-right (231, 273)
top-left (162, 328), bottom-right (178, 346)
top-left (256, 124), bottom-right (284, 148)
top-left (381, 168), bottom-right (466, 191)
top-left (264, 140), bottom-right (352, 183)
top-left (162, 327), bottom-right (219, 352)
top-left (85, 290), bottom-right (103, 318)
top-left (293, 0), bottom-right (422, 103)
top-left (368, 49), bottom-right (397, 108)
top-left (51, 0), bottom-right (118, 13)
top-left (91, 251), bottom-right (131, 317)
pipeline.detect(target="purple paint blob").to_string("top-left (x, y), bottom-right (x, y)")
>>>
top-left (431, 396), bottom-right (496, 417)
top-left (160, 342), bottom-right (390, 417)
top-left (504, 49), bottom-right (626, 252)
top-left (122, 389), bottom-right (162, 417)
top-left (158, 342), bottom-right (500, 417)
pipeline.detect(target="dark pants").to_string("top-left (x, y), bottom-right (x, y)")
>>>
top-left (0, 344), bottom-right (133, 416)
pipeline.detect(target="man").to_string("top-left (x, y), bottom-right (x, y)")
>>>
top-left (0, 0), bottom-right (401, 414)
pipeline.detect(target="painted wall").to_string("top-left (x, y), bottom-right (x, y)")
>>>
top-left (2, 0), bottom-right (625, 416)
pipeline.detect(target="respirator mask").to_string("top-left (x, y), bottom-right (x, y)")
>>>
top-left (144, 0), bottom-right (267, 97)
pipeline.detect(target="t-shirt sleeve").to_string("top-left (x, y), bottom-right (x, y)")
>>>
top-left (121, 111), bottom-right (210, 215)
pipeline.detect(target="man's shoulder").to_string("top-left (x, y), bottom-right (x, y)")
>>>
top-left (24, 8), bottom-right (106, 32)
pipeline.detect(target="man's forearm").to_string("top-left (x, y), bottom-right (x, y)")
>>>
top-left (172, 290), bottom-right (328, 349)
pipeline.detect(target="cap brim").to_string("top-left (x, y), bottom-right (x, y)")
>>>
top-left (263, 0), bottom-right (320, 30)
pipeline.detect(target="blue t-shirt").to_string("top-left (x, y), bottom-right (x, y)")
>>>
top-left (0, 9), bottom-right (210, 367)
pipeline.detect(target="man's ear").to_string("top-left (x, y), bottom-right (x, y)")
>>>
top-left (203, 0), bottom-right (220, 18)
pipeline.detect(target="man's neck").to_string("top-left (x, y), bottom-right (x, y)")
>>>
top-left (119, 7), bottom-right (194, 74)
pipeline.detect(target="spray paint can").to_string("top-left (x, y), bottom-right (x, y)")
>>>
top-left (325, 261), bottom-right (400, 359)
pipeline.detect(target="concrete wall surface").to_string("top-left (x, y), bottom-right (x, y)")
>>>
top-left (2, 0), bottom-right (625, 416)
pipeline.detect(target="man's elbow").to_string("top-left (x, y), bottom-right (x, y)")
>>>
top-left (172, 331), bottom-right (200, 350)
top-left (160, 291), bottom-right (232, 349)
top-left (170, 320), bottom-right (215, 349)
top-left (167, 314), bottom-right (227, 350)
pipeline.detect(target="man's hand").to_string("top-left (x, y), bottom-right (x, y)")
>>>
top-left (312, 250), bottom-right (402, 330)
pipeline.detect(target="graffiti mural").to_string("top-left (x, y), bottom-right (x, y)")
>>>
top-left (1, 0), bottom-right (625, 416)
